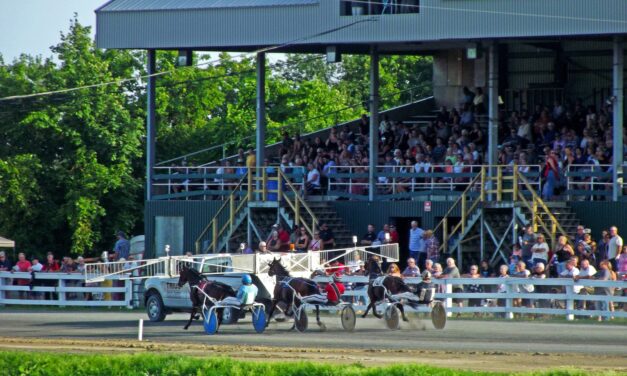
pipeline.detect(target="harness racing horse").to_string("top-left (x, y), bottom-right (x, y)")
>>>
top-left (361, 257), bottom-right (415, 322)
top-left (177, 265), bottom-right (236, 330)
top-left (266, 258), bottom-right (325, 330)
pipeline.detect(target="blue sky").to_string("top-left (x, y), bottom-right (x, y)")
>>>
top-left (0, 0), bottom-right (103, 62)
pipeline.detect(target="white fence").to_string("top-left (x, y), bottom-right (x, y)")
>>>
top-left (314, 276), bottom-right (627, 321)
top-left (0, 272), bottom-right (133, 308)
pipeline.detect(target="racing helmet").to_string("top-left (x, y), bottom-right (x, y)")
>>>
top-left (421, 270), bottom-right (432, 280)
top-left (242, 274), bottom-right (253, 285)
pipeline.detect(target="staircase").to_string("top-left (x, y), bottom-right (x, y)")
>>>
top-left (434, 166), bottom-right (583, 267)
top-left (300, 202), bottom-right (354, 247)
top-left (195, 169), bottom-right (326, 254)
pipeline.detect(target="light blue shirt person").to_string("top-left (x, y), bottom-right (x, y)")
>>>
top-left (409, 221), bottom-right (425, 254)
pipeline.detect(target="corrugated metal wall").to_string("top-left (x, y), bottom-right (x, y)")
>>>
top-left (570, 202), bottom-right (627, 239)
top-left (144, 200), bottom-right (223, 257)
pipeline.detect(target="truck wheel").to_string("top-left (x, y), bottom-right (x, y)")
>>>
top-left (146, 292), bottom-right (167, 322)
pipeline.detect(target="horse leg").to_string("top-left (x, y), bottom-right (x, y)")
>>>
top-left (183, 307), bottom-right (196, 330)
top-left (265, 300), bottom-right (278, 328)
top-left (361, 301), bottom-right (372, 318)
top-left (398, 304), bottom-right (409, 322)
top-left (315, 305), bottom-right (326, 331)
top-left (371, 301), bottom-right (382, 319)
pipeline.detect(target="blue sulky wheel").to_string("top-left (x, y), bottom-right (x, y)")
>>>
top-left (202, 307), bottom-right (219, 335)
top-left (252, 305), bottom-right (267, 333)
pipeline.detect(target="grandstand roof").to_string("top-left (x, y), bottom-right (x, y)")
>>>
top-left (96, 0), bottom-right (627, 52)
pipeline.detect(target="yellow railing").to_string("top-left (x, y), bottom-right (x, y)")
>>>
top-left (277, 169), bottom-right (318, 239)
top-left (515, 171), bottom-right (569, 249)
top-left (194, 176), bottom-right (248, 254)
top-left (434, 165), bottom-right (568, 254)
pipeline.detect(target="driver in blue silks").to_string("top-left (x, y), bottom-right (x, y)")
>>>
top-left (237, 274), bottom-right (258, 305)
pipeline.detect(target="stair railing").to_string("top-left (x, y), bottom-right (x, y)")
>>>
top-left (194, 175), bottom-right (249, 254)
top-left (515, 171), bottom-right (570, 249)
top-left (433, 169), bottom-right (484, 254)
top-left (277, 169), bottom-right (319, 239)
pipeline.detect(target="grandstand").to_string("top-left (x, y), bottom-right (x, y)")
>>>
top-left (96, 0), bottom-right (627, 269)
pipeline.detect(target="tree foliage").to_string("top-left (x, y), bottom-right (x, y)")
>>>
top-left (0, 19), bottom-right (432, 257)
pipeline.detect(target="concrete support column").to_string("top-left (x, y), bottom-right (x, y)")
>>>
top-left (612, 37), bottom-right (624, 201)
top-left (487, 42), bottom-right (499, 196)
top-left (146, 49), bottom-right (156, 201)
top-left (256, 53), bottom-right (266, 197)
top-left (368, 47), bottom-right (379, 201)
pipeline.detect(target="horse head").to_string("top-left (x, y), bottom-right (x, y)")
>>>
top-left (177, 266), bottom-right (189, 287)
top-left (267, 257), bottom-right (288, 277)
top-left (366, 256), bottom-right (382, 275)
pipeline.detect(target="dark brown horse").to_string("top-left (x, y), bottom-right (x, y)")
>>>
top-left (177, 265), bottom-right (236, 330)
top-left (361, 257), bottom-right (414, 322)
top-left (266, 258), bottom-right (325, 330)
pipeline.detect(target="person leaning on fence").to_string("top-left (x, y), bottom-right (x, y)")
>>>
top-left (12, 253), bottom-right (31, 299)
top-left (401, 258), bottom-right (420, 278)
top-left (113, 231), bottom-right (130, 261)
top-left (530, 263), bottom-right (549, 311)
top-left (0, 251), bottom-right (12, 271)
top-left (462, 265), bottom-right (483, 313)
top-left (437, 258), bottom-right (463, 314)
top-left (575, 260), bottom-right (616, 321)
top-left (495, 265), bottom-right (509, 316)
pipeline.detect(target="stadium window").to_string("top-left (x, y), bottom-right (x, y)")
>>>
top-left (341, 1), bottom-right (420, 16)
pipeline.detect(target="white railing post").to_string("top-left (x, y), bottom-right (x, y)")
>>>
top-left (58, 276), bottom-right (66, 306)
top-left (505, 283), bottom-right (514, 319)
top-left (565, 285), bottom-right (574, 321)
top-left (445, 281), bottom-right (453, 317)
top-left (0, 275), bottom-right (4, 303)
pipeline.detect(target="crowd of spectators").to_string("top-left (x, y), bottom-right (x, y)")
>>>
top-left (0, 232), bottom-right (133, 301)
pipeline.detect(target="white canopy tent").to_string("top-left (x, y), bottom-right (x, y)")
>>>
top-left (0, 236), bottom-right (15, 248)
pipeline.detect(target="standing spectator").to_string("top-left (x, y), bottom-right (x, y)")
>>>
top-left (607, 226), bottom-right (623, 270)
top-left (401, 258), bottom-right (420, 278)
top-left (408, 221), bottom-right (425, 269)
top-left (0, 251), bottom-right (12, 271)
top-left (60, 256), bottom-right (77, 273)
top-left (530, 263), bottom-right (548, 310)
top-left (386, 263), bottom-right (402, 278)
top-left (576, 260), bottom-right (615, 321)
top-left (388, 224), bottom-right (399, 243)
top-left (423, 230), bottom-right (440, 265)
top-left (360, 224), bottom-right (377, 246)
top-left (531, 234), bottom-right (549, 266)
top-left (462, 265), bottom-right (483, 313)
top-left (552, 236), bottom-right (574, 275)
top-left (424, 259), bottom-right (434, 274)
top-left (42, 252), bottom-right (60, 300)
top-left (479, 260), bottom-right (493, 277)
top-left (437, 258), bottom-right (463, 313)
top-left (513, 261), bottom-right (534, 309)
top-left (13, 253), bottom-right (31, 299)
top-left (113, 231), bottom-right (131, 261)
top-left (28, 257), bottom-right (44, 300)
top-left (576, 258), bottom-right (597, 309)
top-left (597, 230), bottom-right (610, 262)
top-left (319, 223), bottom-right (336, 249)
top-left (519, 226), bottom-right (536, 267)
top-left (542, 150), bottom-right (560, 200)
top-left (496, 264), bottom-right (509, 315)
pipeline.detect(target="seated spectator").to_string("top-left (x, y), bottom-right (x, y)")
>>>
top-left (267, 231), bottom-right (282, 252)
top-left (303, 163), bottom-right (320, 195)
top-left (401, 258), bottom-right (420, 278)
top-left (295, 227), bottom-right (310, 253)
top-left (361, 224), bottom-right (377, 246)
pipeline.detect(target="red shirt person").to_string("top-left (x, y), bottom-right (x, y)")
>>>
top-left (13, 252), bottom-right (32, 286)
top-left (42, 253), bottom-right (60, 272)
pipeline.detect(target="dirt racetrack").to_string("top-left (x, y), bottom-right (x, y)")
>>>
top-left (0, 309), bottom-right (625, 373)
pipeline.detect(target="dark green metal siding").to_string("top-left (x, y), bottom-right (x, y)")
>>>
top-left (570, 202), bottom-right (627, 238)
top-left (330, 201), bottom-right (459, 238)
top-left (144, 200), bottom-right (223, 258)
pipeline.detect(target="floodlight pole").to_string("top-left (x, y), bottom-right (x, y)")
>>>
top-left (369, 46), bottom-right (379, 202)
top-left (487, 42), bottom-right (499, 200)
top-left (146, 49), bottom-right (156, 201)
top-left (612, 36), bottom-right (624, 201)
top-left (256, 52), bottom-right (266, 198)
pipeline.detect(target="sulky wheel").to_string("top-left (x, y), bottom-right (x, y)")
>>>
top-left (202, 307), bottom-right (219, 335)
top-left (252, 305), bottom-right (267, 334)
top-left (384, 304), bottom-right (401, 330)
top-left (340, 305), bottom-right (356, 332)
top-left (294, 307), bottom-right (308, 333)
top-left (431, 301), bottom-right (447, 330)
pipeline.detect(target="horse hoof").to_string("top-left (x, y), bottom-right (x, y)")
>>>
top-left (193, 314), bottom-right (200, 320)
top-left (317, 322), bottom-right (327, 332)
